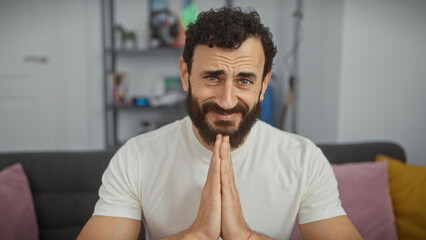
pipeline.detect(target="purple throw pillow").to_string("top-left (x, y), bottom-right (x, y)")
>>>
top-left (0, 163), bottom-right (38, 240)
top-left (291, 160), bottom-right (397, 240)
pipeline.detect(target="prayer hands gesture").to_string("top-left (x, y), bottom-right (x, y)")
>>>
top-left (189, 134), bottom-right (251, 240)
top-left (163, 134), bottom-right (273, 240)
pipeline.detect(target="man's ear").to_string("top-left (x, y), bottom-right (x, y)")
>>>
top-left (179, 57), bottom-right (189, 92)
top-left (260, 70), bottom-right (272, 101)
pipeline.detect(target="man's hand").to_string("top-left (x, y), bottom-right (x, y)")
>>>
top-left (188, 134), bottom-right (251, 240)
top-left (219, 135), bottom-right (251, 240)
top-left (163, 134), bottom-right (274, 240)
top-left (187, 134), bottom-right (223, 240)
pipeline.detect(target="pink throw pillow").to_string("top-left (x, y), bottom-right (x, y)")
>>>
top-left (291, 160), bottom-right (397, 240)
top-left (0, 163), bottom-right (39, 240)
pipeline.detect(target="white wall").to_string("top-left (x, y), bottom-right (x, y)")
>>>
top-left (298, 0), bottom-right (344, 142)
top-left (336, 0), bottom-right (426, 165)
top-left (296, 0), bottom-right (426, 165)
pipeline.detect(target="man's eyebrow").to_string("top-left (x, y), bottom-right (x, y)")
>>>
top-left (200, 70), bottom-right (257, 80)
top-left (237, 72), bottom-right (257, 80)
top-left (201, 70), bottom-right (225, 76)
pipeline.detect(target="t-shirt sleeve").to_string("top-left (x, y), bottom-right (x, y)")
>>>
top-left (297, 146), bottom-right (346, 224)
top-left (93, 139), bottom-right (142, 220)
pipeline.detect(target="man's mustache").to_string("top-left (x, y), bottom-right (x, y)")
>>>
top-left (201, 101), bottom-right (249, 116)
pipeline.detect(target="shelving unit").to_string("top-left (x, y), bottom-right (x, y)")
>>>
top-left (101, 0), bottom-right (187, 148)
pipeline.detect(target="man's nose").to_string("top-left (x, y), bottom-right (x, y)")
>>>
top-left (216, 80), bottom-right (238, 110)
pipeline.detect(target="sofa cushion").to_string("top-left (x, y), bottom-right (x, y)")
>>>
top-left (0, 163), bottom-right (38, 240)
top-left (291, 160), bottom-right (397, 240)
top-left (333, 160), bottom-right (397, 239)
top-left (376, 155), bottom-right (426, 240)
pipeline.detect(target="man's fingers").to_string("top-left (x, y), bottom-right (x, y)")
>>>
top-left (193, 134), bottom-right (222, 240)
top-left (220, 135), bottom-right (236, 199)
top-left (219, 135), bottom-right (228, 175)
top-left (218, 136), bottom-right (250, 239)
top-left (212, 134), bottom-right (222, 163)
top-left (206, 134), bottom-right (222, 187)
top-left (220, 136), bottom-right (234, 176)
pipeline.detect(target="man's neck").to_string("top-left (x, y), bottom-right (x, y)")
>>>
top-left (191, 124), bottom-right (250, 152)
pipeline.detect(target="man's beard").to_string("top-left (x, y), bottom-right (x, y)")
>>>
top-left (186, 84), bottom-right (261, 149)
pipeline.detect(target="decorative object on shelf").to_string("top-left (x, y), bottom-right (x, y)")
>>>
top-left (132, 97), bottom-right (150, 107)
top-left (172, 2), bottom-right (199, 47)
top-left (112, 72), bottom-right (129, 106)
top-left (149, 0), bottom-right (198, 48)
top-left (164, 76), bottom-right (182, 92)
top-left (149, 76), bottom-right (185, 107)
top-left (149, 91), bottom-right (186, 108)
top-left (114, 24), bottom-right (137, 49)
top-left (179, 2), bottom-right (198, 29)
top-left (149, 8), bottom-right (178, 47)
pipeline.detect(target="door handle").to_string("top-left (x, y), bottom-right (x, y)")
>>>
top-left (24, 56), bottom-right (48, 64)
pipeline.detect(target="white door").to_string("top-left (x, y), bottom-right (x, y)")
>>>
top-left (0, 0), bottom-right (64, 151)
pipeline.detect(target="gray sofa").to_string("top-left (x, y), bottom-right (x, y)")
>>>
top-left (0, 142), bottom-right (406, 240)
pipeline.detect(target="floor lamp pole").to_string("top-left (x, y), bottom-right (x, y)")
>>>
top-left (290, 0), bottom-right (303, 133)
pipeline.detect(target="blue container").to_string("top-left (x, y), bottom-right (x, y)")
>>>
top-left (260, 87), bottom-right (275, 126)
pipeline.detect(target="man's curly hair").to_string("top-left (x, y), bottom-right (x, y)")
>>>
top-left (183, 7), bottom-right (277, 79)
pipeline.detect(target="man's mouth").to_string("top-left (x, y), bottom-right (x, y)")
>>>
top-left (212, 112), bottom-right (238, 121)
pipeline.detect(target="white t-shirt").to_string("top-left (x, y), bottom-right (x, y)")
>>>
top-left (94, 117), bottom-right (345, 240)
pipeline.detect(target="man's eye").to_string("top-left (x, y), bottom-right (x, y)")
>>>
top-left (239, 79), bottom-right (253, 86)
top-left (205, 76), bottom-right (218, 82)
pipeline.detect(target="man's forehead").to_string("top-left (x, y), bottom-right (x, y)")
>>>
top-left (192, 38), bottom-right (265, 71)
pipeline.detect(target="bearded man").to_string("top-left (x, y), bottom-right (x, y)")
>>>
top-left (78, 7), bottom-right (362, 240)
